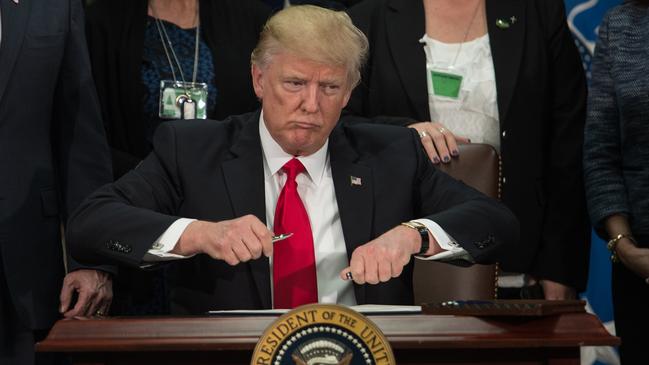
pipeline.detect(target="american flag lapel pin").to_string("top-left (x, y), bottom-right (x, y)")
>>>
top-left (350, 176), bottom-right (362, 186)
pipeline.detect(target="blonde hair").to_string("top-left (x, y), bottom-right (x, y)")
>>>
top-left (251, 5), bottom-right (368, 88)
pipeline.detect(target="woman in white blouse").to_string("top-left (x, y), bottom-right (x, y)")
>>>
top-left (346, 0), bottom-right (589, 300)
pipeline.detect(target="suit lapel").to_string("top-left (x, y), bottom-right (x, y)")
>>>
top-left (328, 126), bottom-right (373, 304)
top-left (0, 0), bottom-right (32, 103)
top-left (386, 0), bottom-right (429, 121)
top-left (221, 113), bottom-right (271, 308)
top-left (486, 0), bottom-right (526, 127)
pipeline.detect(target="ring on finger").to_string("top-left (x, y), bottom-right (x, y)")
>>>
top-left (438, 127), bottom-right (446, 134)
top-left (95, 310), bottom-right (104, 316)
top-left (419, 131), bottom-right (428, 139)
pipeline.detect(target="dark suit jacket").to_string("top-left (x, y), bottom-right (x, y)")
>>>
top-left (346, 0), bottom-right (590, 290)
top-left (0, 0), bottom-right (112, 330)
top-left (85, 0), bottom-right (270, 179)
top-left (68, 111), bottom-right (519, 313)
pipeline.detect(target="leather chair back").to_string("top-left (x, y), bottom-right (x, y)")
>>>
top-left (413, 143), bottom-right (499, 304)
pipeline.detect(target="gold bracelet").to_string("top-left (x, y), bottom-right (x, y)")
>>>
top-left (606, 233), bottom-right (637, 263)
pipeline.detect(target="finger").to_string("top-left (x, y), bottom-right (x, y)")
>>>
top-left (250, 220), bottom-right (273, 257)
top-left (377, 260), bottom-right (392, 283)
top-left (340, 267), bottom-right (353, 281)
top-left (243, 219), bottom-right (269, 259)
top-left (431, 131), bottom-right (451, 163)
top-left (419, 135), bottom-right (441, 164)
top-left (391, 261), bottom-right (404, 278)
top-left (59, 283), bottom-right (74, 313)
top-left (445, 132), bottom-right (460, 158)
top-left (349, 253), bottom-right (366, 284)
top-left (222, 247), bottom-right (241, 266)
top-left (241, 230), bottom-right (264, 260)
top-left (86, 296), bottom-right (103, 318)
top-left (64, 289), bottom-right (91, 319)
top-left (231, 239), bottom-right (253, 263)
top-left (455, 136), bottom-right (471, 144)
top-left (363, 254), bottom-right (379, 285)
top-left (97, 287), bottom-right (113, 317)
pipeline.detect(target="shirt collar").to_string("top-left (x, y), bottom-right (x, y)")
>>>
top-left (259, 112), bottom-right (329, 186)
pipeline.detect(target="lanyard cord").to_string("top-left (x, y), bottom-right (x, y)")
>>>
top-left (450, 0), bottom-right (482, 67)
top-left (152, 2), bottom-right (200, 86)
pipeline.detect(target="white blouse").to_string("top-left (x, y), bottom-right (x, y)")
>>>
top-left (420, 33), bottom-right (501, 150)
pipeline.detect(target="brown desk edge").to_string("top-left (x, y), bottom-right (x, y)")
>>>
top-left (37, 312), bottom-right (619, 353)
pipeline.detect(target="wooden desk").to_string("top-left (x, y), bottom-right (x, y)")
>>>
top-left (37, 312), bottom-right (618, 365)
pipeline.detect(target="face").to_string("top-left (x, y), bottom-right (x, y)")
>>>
top-left (252, 52), bottom-right (353, 156)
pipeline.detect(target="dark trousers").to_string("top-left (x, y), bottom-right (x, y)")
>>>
top-left (613, 259), bottom-right (649, 365)
top-left (0, 255), bottom-right (66, 365)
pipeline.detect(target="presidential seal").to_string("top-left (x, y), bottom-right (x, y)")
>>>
top-left (251, 304), bottom-right (395, 365)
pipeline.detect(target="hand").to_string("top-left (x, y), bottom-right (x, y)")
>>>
top-left (173, 215), bottom-right (273, 266)
top-left (539, 279), bottom-right (576, 300)
top-left (340, 225), bottom-right (441, 284)
top-left (59, 269), bottom-right (112, 319)
top-left (408, 122), bottom-right (470, 164)
top-left (616, 238), bottom-right (649, 280)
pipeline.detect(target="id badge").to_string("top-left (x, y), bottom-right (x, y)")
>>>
top-left (428, 67), bottom-right (463, 100)
top-left (159, 80), bottom-right (208, 119)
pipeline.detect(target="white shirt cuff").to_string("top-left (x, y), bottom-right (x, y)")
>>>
top-left (411, 218), bottom-right (473, 262)
top-left (142, 218), bottom-right (196, 262)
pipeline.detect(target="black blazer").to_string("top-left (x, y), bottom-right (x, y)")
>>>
top-left (68, 112), bottom-right (519, 313)
top-left (346, 0), bottom-right (590, 290)
top-left (85, 0), bottom-right (271, 178)
top-left (0, 0), bottom-right (112, 330)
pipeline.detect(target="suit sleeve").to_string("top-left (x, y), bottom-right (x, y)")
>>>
top-left (67, 122), bottom-right (183, 268)
top-left (529, 0), bottom-right (590, 289)
top-left (409, 129), bottom-right (520, 264)
top-left (53, 0), bottom-right (114, 273)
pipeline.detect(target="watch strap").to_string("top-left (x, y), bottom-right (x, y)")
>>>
top-left (400, 221), bottom-right (429, 256)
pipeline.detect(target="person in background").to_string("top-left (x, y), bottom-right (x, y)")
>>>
top-left (584, 1), bottom-right (649, 363)
top-left (67, 5), bottom-right (519, 313)
top-left (84, 0), bottom-right (270, 314)
top-left (346, 0), bottom-right (589, 300)
top-left (85, 0), bottom-right (271, 179)
top-left (0, 0), bottom-right (113, 363)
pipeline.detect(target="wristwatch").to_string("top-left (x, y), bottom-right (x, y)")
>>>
top-left (400, 221), bottom-right (430, 256)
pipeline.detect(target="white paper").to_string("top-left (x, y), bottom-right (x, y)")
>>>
top-left (207, 304), bottom-right (421, 315)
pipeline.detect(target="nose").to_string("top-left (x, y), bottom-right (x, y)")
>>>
top-left (300, 84), bottom-right (320, 113)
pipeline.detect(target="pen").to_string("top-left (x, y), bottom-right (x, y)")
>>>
top-left (272, 233), bottom-right (293, 243)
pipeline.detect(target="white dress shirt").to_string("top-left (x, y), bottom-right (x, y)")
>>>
top-left (145, 113), bottom-right (469, 305)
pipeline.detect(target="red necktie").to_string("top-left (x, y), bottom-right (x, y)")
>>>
top-left (273, 158), bottom-right (318, 309)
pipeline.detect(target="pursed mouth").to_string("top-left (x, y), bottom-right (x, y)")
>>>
top-left (291, 121), bottom-right (320, 129)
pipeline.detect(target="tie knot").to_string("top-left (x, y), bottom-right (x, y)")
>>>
top-left (282, 158), bottom-right (305, 182)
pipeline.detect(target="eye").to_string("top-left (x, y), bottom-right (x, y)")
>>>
top-left (322, 84), bottom-right (341, 95)
top-left (283, 80), bottom-right (304, 91)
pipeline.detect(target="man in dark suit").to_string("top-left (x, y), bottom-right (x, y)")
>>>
top-left (0, 0), bottom-right (113, 363)
top-left (67, 5), bottom-right (518, 313)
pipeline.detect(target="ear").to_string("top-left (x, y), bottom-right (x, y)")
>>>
top-left (251, 64), bottom-right (265, 99)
